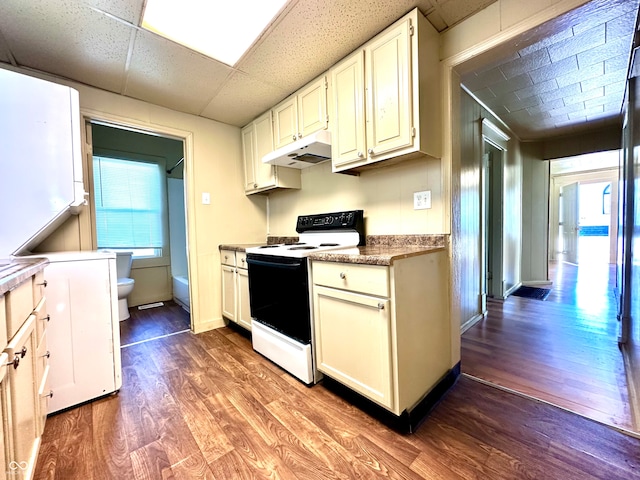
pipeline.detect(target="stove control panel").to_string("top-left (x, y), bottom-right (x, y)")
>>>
top-left (296, 210), bottom-right (365, 244)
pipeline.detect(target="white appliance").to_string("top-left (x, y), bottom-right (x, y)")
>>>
top-left (245, 210), bottom-right (364, 384)
top-left (23, 252), bottom-right (122, 413)
top-left (262, 130), bottom-right (332, 169)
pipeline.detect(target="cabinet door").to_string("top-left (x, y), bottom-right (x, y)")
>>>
top-left (221, 265), bottom-right (237, 323)
top-left (253, 111), bottom-right (276, 189)
top-left (331, 51), bottom-right (366, 169)
top-left (365, 18), bottom-right (412, 158)
top-left (6, 315), bottom-right (38, 480)
top-left (272, 96), bottom-right (298, 149)
top-left (297, 76), bottom-right (327, 138)
top-left (236, 267), bottom-right (252, 331)
top-left (241, 123), bottom-right (257, 192)
top-left (314, 286), bottom-right (393, 409)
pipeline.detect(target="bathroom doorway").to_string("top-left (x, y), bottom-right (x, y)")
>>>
top-left (87, 122), bottom-right (191, 344)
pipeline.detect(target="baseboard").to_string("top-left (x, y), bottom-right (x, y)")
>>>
top-left (503, 282), bottom-right (521, 298)
top-left (461, 313), bottom-right (485, 334)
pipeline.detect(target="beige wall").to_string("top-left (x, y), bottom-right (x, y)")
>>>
top-left (268, 156), bottom-right (443, 236)
top-left (6, 64), bottom-right (268, 333)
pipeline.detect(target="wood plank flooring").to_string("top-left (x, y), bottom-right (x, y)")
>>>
top-left (35, 312), bottom-right (640, 479)
top-left (462, 260), bottom-right (635, 433)
top-left (120, 300), bottom-right (191, 346)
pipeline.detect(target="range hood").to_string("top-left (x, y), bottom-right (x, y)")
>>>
top-left (263, 130), bottom-right (331, 169)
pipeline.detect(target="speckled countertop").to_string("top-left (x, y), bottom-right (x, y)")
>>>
top-left (308, 245), bottom-right (446, 266)
top-left (218, 243), bottom-right (264, 252)
top-left (0, 258), bottom-right (48, 295)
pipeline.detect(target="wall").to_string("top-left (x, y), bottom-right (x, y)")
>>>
top-left (268, 156), bottom-right (443, 235)
top-left (6, 64), bottom-right (269, 333)
top-left (520, 143), bottom-right (550, 283)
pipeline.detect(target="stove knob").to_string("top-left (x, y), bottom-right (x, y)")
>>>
top-left (325, 216), bottom-right (334, 225)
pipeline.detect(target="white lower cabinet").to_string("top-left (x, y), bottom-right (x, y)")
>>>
top-left (312, 251), bottom-right (450, 416)
top-left (220, 250), bottom-right (251, 331)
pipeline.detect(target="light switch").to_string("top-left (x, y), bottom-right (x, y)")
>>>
top-left (202, 192), bottom-right (210, 205)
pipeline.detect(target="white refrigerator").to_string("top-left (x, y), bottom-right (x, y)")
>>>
top-left (26, 251), bottom-right (122, 413)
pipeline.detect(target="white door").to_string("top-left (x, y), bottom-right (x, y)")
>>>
top-left (561, 182), bottom-right (580, 264)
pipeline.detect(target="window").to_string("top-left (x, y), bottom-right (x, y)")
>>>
top-left (93, 156), bottom-right (164, 258)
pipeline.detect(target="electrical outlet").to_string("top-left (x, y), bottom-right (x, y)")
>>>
top-left (413, 190), bottom-right (431, 210)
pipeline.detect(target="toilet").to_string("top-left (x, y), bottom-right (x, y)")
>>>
top-left (115, 252), bottom-right (135, 321)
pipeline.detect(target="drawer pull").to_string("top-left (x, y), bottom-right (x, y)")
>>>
top-left (378, 302), bottom-right (385, 310)
top-left (339, 272), bottom-right (346, 279)
top-left (41, 314), bottom-right (50, 322)
top-left (38, 280), bottom-right (48, 288)
top-left (43, 390), bottom-right (54, 399)
top-left (7, 355), bottom-right (20, 369)
top-left (18, 346), bottom-right (27, 358)
top-left (43, 351), bottom-right (51, 359)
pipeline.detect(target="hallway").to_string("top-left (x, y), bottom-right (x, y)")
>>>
top-left (461, 259), bottom-right (635, 434)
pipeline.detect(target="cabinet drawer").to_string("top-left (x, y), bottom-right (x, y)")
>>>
top-left (33, 270), bottom-right (46, 305)
top-left (220, 250), bottom-right (236, 267)
top-left (236, 252), bottom-right (247, 270)
top-left (312, 262), bottom-right (389, 297)
top-left (6, 279), bottom-right (34, 340)
top-left (35, 330), bottom-right (49, 387)
top-left (33, 297), bottom-right (48, 349)
top-left (37, 365), bottom-right (50, 437)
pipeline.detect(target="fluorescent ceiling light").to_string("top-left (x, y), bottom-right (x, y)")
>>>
top-left (141, 0), bottom-right (287, 66)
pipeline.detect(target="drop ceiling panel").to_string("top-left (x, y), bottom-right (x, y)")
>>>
top-left (0, 0), bottom-right (131, 93)
top-left (125, 32), bottom-right (233, 116)
top-left (200, 72), bottom-right (290, 127)
top-left (87, 0), bottom-right (145, 24)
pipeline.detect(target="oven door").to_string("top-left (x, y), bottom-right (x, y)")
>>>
top-left (246, 254), bottom-right (311, 344)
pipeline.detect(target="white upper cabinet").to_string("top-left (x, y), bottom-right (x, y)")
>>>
top-left (272, 75), bottom-right (328, 150)
top-left (241, 110), bottom-right (301, 195)
top-left (330, 8), bottom-right (440, 173)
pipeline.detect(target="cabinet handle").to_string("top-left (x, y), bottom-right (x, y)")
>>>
top-left (18, 346), bottom-right (27, 358)
top-left (43, 390), bottom-right (54, 399)
top-left (38, 280), bottom-right (48, 288)
top-left (6, 355), bottom-right (20, 369)
top-left (41, 314), bottom-right (50, 322)
top-left (339, 272), bottom-right (346, 279)
top-left (43, 351), bottom-right (51, 359)
top-left (292, 135), bottom-right (297, 141)
top-left (241, 258), bottom-right (245, 265)
top-left (298, 132), bottom-right (301, 139)
top-left (378, 302), bottom-right (385, 310)
top-left (254, 183), bottom-right (258, 188)
top-left (357, 151), bottom-right (364, 158)
top-left (368, 148), bottom-right (374, 156)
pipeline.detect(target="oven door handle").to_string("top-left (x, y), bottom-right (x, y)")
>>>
top-left (246, 258), bottom-right (304, 269)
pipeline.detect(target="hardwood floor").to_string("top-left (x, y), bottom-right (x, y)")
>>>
top-left (120, 301), bottom-right (191, 346)
top-left (35, 312), bottom-right (640, 479)
top-left (462, 260), bottom-right (635, 433)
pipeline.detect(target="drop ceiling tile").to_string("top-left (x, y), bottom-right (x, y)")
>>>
top-left (238, 0), bottom-right (420, 96)
top-left (425, 10), bottom-right (448, 32)
top-left (584, 94), bottom-right (622, 109)
top-left (580, 68), bottom-right (627, 92)
top-left (472, 87), bottom-right (497, 104)
top-left (547, 101), bottom-right (589, 118)
top-left (547, 24), bottom-right (605, 63)
top-left (577, 35), bottom-right (631, 68)
top-left (200, 71), bottom-right (290, 127)
top-left (515, 78), bottom-right (558, 100)
top-left (555, 61), bottom-right (603, 89)
top-left (0, 0), bottom-right (132, 93)
top-left (499, 49), bottom-right (551, 79)
top-left (605, 80), bottom-right (626, 95)
top-left (538, 82), bottom-right (582, 103)
top-left (437, 0), bottom-right (496, 28)
top-left (86, 0), bottom-right (144, 24)
top-left (562, 86), bottom-right (605, 106)
top-left (528, 56), bottom-right (578, 85)
top-left (568, 105), bottom-right (604, 120)
top-left (125, 31), bottom-right (233, 115)
top-left (571, 0), bottom-right (640, 35)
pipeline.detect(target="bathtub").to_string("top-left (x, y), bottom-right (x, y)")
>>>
top-left (173, 275), bottom-right (190, 312)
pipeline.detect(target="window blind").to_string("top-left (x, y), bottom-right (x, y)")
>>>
top-left (93, 156), bottom-right (163, 249)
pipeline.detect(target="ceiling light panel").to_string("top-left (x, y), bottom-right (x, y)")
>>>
top-left (141, 0), bottom-right (287, 66)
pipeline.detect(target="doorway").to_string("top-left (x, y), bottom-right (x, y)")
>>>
top-left (84, 119), bottom-right (192, 344)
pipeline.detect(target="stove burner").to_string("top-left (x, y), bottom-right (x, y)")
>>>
top-left (259, 245), bottom-right (279, 248)
top-left (319, 243), bottom-right (340, 247)
top-left (289, 246), bottom-right (318, 250)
